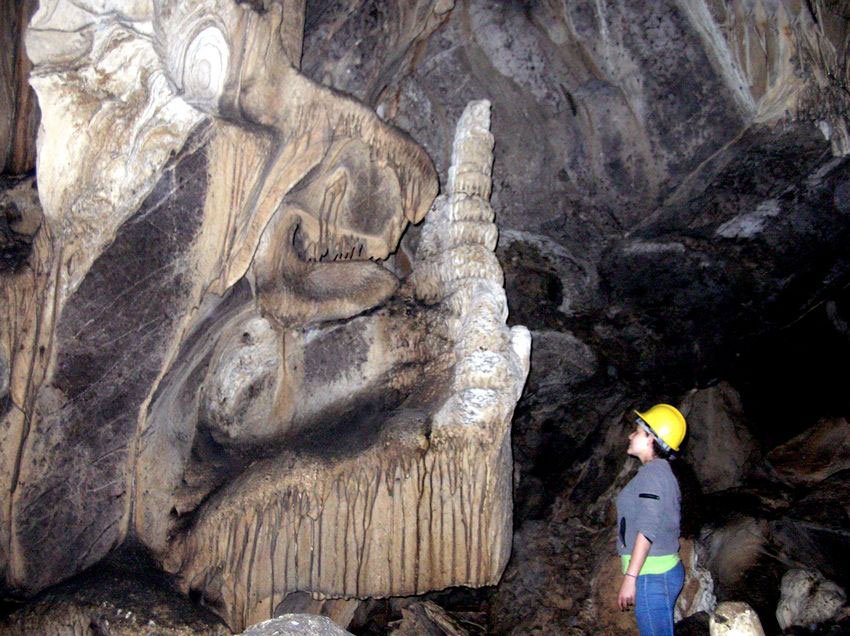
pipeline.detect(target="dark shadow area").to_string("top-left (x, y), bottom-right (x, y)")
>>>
top-left (0, 542), bottom-right (227, 632)
top-left (727, 287), bottom-right (850, 448)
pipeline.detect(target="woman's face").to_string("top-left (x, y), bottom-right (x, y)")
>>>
top-left (627, 423), bottom-right (656, 463)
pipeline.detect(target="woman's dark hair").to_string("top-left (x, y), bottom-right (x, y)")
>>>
top-left (651, 436), bottom-right (703, 536)
top-left (651, 438), bottom-right (674, 460)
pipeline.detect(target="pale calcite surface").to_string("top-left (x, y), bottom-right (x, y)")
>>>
top-left (776, 568), bottom-right (846, 630)
top-left (171, 100), bottom-right (530, 630)
top-left (1, 1), bottom-right (529, 631)
top-left (710, 601), bottom-right (766, 636)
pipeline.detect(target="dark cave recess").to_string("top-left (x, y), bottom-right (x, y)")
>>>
top-left (726, 286), bottom-right (850, 449)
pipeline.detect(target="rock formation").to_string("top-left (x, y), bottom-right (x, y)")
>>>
top-left (776, 568), bottom-right (847, 630)
top-left (241, 614), bottom-right (352, 636)
top-left (170, 99), bottom-right (528, 631)
top-left (0, 0), bottom-right (37, 176)
top-left (710, 601), bottom-right (765, 636)
top-left (1, 0), bottom-right (528, 631)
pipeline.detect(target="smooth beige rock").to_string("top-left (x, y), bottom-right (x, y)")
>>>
top-left (168, 100), bottom-right (529, 632)
top-left (710, 601), bottom-right (765, 636)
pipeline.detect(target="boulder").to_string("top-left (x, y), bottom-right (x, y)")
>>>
top-left (387, 600), bottom-right (467, 635)
top-left (680, 383), bottom-right (759, 493)
top-left (709, 601), bottom-right (765, 636)
top-left (272, 593), bottom-right (359, 632)
top-left (776, 568), bottom-right (846, 630)
top-left (240, 615), bottom-right (352, 636)
top-left (700, 517), bottom-right (769, 597)
top-left (676, 538), bottom-right (717, 622)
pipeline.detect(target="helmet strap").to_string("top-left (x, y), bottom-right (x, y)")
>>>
top-left (636, 418), bottom-right (673, 453)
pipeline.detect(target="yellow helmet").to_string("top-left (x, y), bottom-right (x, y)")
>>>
top-left (634, 403), bottom-right (687, 452)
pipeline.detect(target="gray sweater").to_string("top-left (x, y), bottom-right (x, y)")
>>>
top-left (615, 458), bottom-right (681, 556)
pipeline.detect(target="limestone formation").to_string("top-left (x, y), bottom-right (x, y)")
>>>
top-left (776, 568), bottom-right (846, 630)
top-left (698, 0), bottom-right (850, 155)
top-left (240, 614), bottom-right (352, 636)
top-left (0, 1), bottom-right (37, 176)
top-left (710, 601), bottom-right (765, 636)
top-left (0, 3), bottom-right (532, 630)
top-left (169, 100), bottom-right (529, 630)
top-left (4, 0), bottom-right (849, 633)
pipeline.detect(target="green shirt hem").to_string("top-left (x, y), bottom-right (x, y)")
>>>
top-left (621, 554), bottom-right (680, 575)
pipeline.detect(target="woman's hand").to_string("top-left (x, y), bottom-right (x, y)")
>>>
top-left (619, 533), bottom-right (650, 609)
top-left (618, 575), bottom-right (636, 610)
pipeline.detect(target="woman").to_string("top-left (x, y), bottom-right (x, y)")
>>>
top-left (616, 403), bottom-right (687, 636)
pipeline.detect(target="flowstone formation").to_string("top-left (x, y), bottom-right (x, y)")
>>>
top-left (0, 0), bottom-right (529, 631)
top-left (174, 100), bottom-right (529, 629)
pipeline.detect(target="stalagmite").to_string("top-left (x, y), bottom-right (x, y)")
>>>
top-left (170, 101), bottom-right (530, 631)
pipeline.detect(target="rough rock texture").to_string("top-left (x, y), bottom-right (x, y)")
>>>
top-left (676, 539), bottom-right (717, 622)
top-left (387, 600), bottom-right (468, 635)
top-left (710, 601), bottom-right (765, 636)
top-left (776, 568), bottom-right (847, 630)
top-left (0, 175), bottom-right (40, 273)
top-left (0, 551), bottom-right (228, 636)
top-left (590, 552), bottom-right (644, 636)
top-left (695, 453), bottom-right (850, 633)
top-left (240, 614), bottom-right (351, 636)
top-left (680, 383), bottom-right (759, 493)
top-left (766, 417), bottom-right (850, 484)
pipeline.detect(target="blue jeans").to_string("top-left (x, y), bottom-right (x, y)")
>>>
top-left (634, 561), bottom-right (685, 636)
